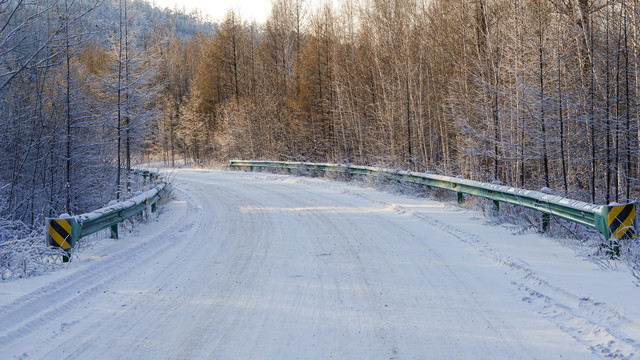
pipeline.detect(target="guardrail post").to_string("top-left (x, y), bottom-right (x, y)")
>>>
top-left (492, 200), bottom-right (500, 213)
top-left (110, 224), bottom-right (118, 239)
top-left (143, 199), bottom-right (150, 220)
top-left (539, 187), bottom-right (552, 232)
top-left (46, 217), bottom-right (80, 262)
top-left (542, 213), bottom-right (550, 232)
top-left (457, 192), bottom-right (464, 204)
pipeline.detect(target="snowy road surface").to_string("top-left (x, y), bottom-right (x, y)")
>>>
top-left (1, 169), bottom-right (640, 359)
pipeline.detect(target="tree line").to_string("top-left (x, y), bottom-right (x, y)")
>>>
top-left (155, 0), bottom-right (640, 206)
top-left (3, 0), bottom-right (640, 233)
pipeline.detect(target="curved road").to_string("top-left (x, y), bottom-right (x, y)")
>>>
top-left (1, 169), bottom-right (633, 359)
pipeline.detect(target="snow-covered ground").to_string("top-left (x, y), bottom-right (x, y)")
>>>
top-left (1, 169), bottom-right (639, 359)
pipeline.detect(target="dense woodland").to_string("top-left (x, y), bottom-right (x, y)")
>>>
top-left (157, 0), bottom-right (640, 206)
top-left (3, 0), bottom-right (640, 232)
top-left (0, 0), bottom-right (209, 234)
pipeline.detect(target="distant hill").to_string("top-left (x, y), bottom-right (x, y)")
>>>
top-left (89, 0), bottom-right (215, 42)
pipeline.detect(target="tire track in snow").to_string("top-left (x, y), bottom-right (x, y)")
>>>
top-left (248, 177), bottom-right (527, 359)
top-left (0, 189), bottom-right (197, 350)
top-left (339, 186), bottom-right (639, 359)
top-left (247, 181), bottom-right (403, 358)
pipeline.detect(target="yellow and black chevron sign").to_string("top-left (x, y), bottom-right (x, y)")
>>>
top-left (47, 219), bottom-right (73, 249)
top-left (607, 203), bottom-right (637, 241)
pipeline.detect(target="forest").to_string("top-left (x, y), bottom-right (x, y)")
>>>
top-left (2, 0), bottom-right (640, 235)
top-left (0, 0), bottom-right (209, 236)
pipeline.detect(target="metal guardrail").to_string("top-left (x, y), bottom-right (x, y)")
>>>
top-left (229, 160), bottom-right (637, 252)
top-left (46, 170), bottom-right (167, 262)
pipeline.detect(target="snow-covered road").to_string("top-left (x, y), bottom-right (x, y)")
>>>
top-left (1, 169), bottom-right (639, 359)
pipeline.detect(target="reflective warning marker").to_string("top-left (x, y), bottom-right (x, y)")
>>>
top-left (607, 203), bottom-right (637, 241)
top-left (46, 218), bottom-right (78, 262)
top-left (47, 219), bottom-right (73, 249)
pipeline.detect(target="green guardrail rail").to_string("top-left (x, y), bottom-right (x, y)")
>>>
top-left (229, 160), bottom-right (637, 254)
top-left (46, 170), bottom-right (167, 262)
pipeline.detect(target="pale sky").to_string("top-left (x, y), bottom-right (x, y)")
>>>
top-left (151, 0), bottom-right (275, 23)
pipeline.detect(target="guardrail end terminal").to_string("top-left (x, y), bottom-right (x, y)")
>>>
top-left (602, 202), bottom-right (637, 258)
top-left (46, 217), bottom-right (80, 263)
